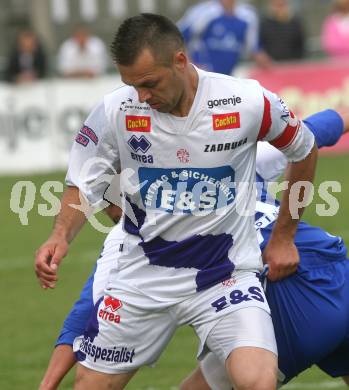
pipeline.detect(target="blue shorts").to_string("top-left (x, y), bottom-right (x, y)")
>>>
top-left (266, 254), bottom-right (349, 382)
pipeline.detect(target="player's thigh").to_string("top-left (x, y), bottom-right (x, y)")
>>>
top-left (74, 293), bottom-right (177, 375)
top-left (75, 363), bottom-right (136, 390)
top-left (206, 307), bottom-right (278, 390)
top-left (181, 270), bottom-right (272, 360)
top-left (227, 346), bottom-right (277, 390)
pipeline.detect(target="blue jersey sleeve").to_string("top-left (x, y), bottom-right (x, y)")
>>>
top-left (55, 265), bottom-right (96, 346)
top-left (303, 109), bottom-right (344, 148)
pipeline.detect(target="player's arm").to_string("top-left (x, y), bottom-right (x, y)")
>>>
top-left (35, 186), bottom-right (87, 289)
top-left (265, 143), bottom-right (317, 280)
top-left (256, 109), bottom-right (347, 182)
top-left (257, 89), bottom-right (317, 281)
top-left (34, 100), bottom-right (120, 289)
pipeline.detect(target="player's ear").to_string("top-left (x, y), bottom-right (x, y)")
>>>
top-left (173, 51), bottom-right (187, 70)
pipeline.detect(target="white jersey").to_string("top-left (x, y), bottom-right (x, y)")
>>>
top-left (66, 67), bottom-right (314, 303)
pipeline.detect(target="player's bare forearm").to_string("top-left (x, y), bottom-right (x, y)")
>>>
top-left (39, 345), bottom-right (76, 390)
top-left (51, 186), bottom-right (88, 243)
top-left (264, 143), bottom-right (318, 280)
top-left (35, 186), bottom-right (88, 288)
top-left (275, 142), bottom-right (318, 234)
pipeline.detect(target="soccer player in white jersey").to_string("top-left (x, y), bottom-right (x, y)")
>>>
top-left (35, 14), bottom-right (317, 390)
top-left (39, 110), bottom-right (349, 390)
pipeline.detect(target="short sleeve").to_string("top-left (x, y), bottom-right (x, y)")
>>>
top-left (257, 88), bottom-right (315, 162)
top-left (66, 99), bottom-right (120, 206)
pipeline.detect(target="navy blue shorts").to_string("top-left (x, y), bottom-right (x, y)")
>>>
top-left (266, 254), bottom-right (349, 382)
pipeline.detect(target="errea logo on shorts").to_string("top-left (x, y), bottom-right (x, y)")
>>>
top-left (99, 296), bottom-right (123, 324)
top-left (126, 115), bottom-right (151, 132)
top-left (213, 113), bottom-right (240, 131)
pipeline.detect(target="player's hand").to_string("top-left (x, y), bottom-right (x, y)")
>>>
top-left (262, 237), bottom-right (299, 281)
top-left (35, 237), bottom-right (69, 289)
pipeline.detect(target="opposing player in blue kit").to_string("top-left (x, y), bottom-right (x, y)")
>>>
top-left (39, 108), bottom-right (349, 390)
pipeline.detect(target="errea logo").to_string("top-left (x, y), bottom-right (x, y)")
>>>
top-left (99, 296), bottom-right (123, 324)
top-left (208, 96), bottom-right (242, 109)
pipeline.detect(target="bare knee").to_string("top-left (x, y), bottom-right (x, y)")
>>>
top-left (226, 347), bottom-right (277, 390)
top-left (232, 370), bottom-right (276, 390)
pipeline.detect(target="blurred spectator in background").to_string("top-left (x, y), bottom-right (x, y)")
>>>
top-left (57, 26), bottom-right (108, 78)
top-left (177, 0), bottom-right (271, 75)
top-left (259, 0), bottom-right (305, 61)
top-left (321, 0), bottom-right (349, 58)
top-left (5, 30), bottom-right (47, 83)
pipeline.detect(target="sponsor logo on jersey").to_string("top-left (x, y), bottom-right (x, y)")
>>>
top-left (213, 112), bottom-right (240, 130)
top-left (75, 133), bottom-right (89, 147)
top-left (207, 96), bottom-right (242, 109)
top-left (128, 135), bottom-right (151, 153)
top-left (75, 125), bottom-right (99, 147)
top-left (279, 98), bottom-right (290, 123)
top-left (204, 137), bottom-right (247, 152)
top-left (177, 148), bottom-right (190, 163)
top-left (120, 98), bottom-right (150, 112)
top-left (139, 166), bottom-right (236, 214)
top-left (128, 135), bottom-right (154, 164)
top-left (78, 338), bottom-right (136, 363)
top-left (80, 125), bottom-right (98, 145)
top-left (126, 115), bottom-right (151, 132)
top-left (99, 296), bottom-right (122, 324)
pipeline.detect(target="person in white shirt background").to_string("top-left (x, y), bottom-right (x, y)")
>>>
top-left (57, 25), bottom-right (108, 78)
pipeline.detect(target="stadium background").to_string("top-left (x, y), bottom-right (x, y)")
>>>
top-left (1, 1), bottom-right (349, 389)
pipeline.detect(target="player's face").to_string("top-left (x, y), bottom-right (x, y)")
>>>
top-left (118, 48), bottom-right (187, 115)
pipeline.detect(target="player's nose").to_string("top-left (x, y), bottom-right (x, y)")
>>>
top-left (137, 88), bottom-right (151, 103)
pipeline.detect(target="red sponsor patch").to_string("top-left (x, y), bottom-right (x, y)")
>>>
top-left (126, 115), bottom-right (151, 132)
top-left (213, 112), bottom-right (240, 131)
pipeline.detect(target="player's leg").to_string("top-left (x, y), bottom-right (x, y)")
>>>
top-left (317, 336), bottom-right (349, 387)
top-left (39, 266), bottom-right (97, 389)
top-left (40, 345), bottom-right (76, 390)
top-left (73, 291), bottom-right (177, 389)
top-left (184, 271), bottom-right (277, 390)
top-left (74, 365), bottom-right (136, 389)
top-left (208, 308), bottom-right (277, 390)
top-left (40, 226), bottom-right (124, 389)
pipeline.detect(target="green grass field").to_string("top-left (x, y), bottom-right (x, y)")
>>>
top-left (1, 154), bottom-right (349, 390)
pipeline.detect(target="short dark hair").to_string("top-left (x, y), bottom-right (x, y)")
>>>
top-left (111, 13), bottom-right (185, 66)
